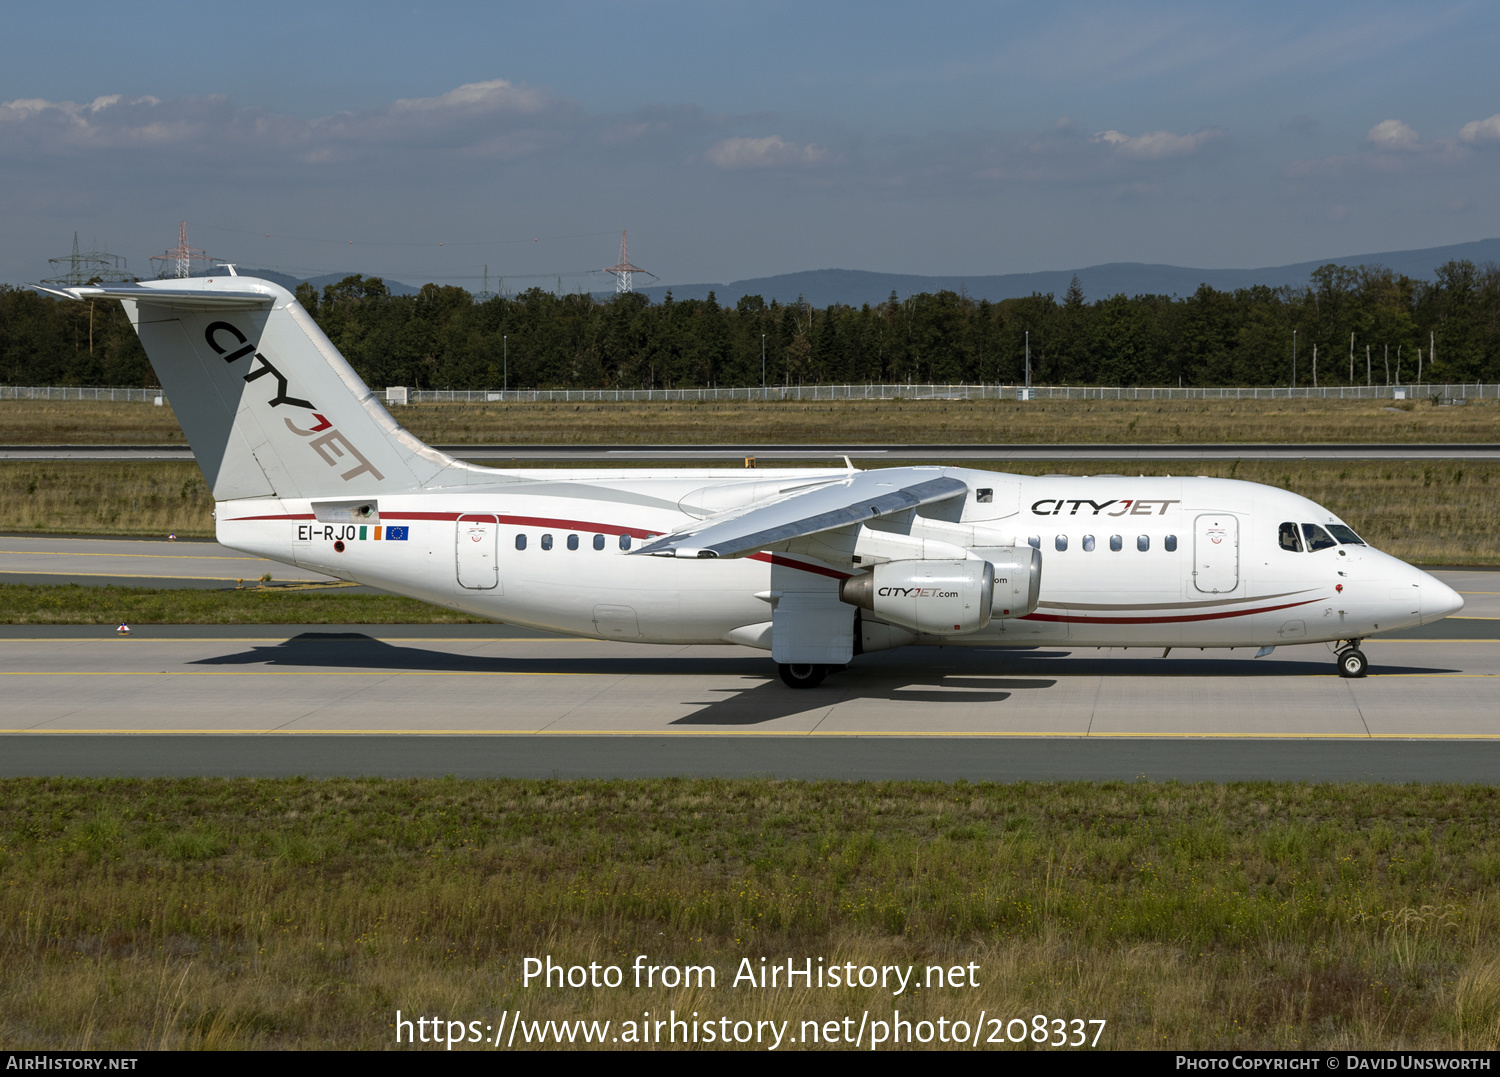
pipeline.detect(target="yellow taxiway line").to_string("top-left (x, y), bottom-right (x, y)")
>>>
top-left (0, 669), bottom-right (604, 677)
top-left (2, 669), bottom-right (1496, 678)
top-left (6, 729), bottom-right (1500, 739)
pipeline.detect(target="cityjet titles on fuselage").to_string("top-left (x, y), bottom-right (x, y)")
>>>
top-left (1030, 498), bottom-right (1181, 516)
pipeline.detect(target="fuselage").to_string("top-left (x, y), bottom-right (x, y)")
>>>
top-left (216, 465), bottom-right (1462, 654)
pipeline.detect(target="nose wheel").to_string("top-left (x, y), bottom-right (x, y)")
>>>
top-left (778, 663), bottom-right (829, 689)
top-left (1336, 644), bottom-right (1368, 679)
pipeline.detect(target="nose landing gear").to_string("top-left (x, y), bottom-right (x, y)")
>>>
top-left (1336, 642), bottom-right (1368, 679)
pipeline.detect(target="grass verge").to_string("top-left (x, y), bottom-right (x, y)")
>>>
top-left (4, 459), bottom-right (1496, 563)
top-left (3, 396), bottom-right (1498, 445)
top-left (1, 778), bottom-right (1498, 1049)
top-left (2, 461), bottom-right (214, 537)
top-left (0, 584), bottom-right (486, 625)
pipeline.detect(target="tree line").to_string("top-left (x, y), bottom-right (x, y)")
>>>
top-left (3, 259), bottom-right (1499, 390)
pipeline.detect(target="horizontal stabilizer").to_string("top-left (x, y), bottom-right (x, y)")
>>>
top-left (35, 276), bottom-right (477, 501)
top-left (38, 281), bottom-right (274, 309)
top-left (631, 468), bottom-right (969, 558)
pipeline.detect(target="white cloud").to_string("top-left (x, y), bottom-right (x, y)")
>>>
top-left (0, 93), bottom-right (179, 147)
top-left (0, 94), bottom-right (158, 124)
top-left (305, 79), bottom-right (579, 160)
top-left (1366, 119), bottom-right (1421, 152)
top-left (388, 80), bottom-right (549, 116)
top-left (1459, 113), bottom-right (1500, 145)
top-left (0, 80), bottom-right (575, 162)
top-left (1092, 127), bottom-right (1218, 159)
top-left (1090, 127), bottom-right (1224, 159)
top-left (1287, 116), bottom-right (1476, 180)
top-left (705, 135), bottom-right (827, 169)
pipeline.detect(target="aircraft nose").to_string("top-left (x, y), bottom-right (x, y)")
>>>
top-left (1420, 574), bottom-right (1465, 624)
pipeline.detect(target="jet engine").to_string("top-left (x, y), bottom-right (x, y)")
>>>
top-left (839, 559), bottom-right (994, 635)
top-left (839, 547), bottom-right (1043, 637)
top-left (981, 545), bottom-right (1043, 619)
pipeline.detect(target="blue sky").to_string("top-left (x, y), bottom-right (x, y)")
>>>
top-left (3, 1), bottom-right (1499, 289)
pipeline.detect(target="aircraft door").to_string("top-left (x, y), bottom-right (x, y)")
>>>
top-left (456, 514), bottom-right (500, 590)
top-left (1193, 513), bottom-right (1239, 594)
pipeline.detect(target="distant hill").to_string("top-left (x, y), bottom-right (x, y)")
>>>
top-left (186, 238), bottom-right (1500, 308)
top-left (621, 237), bottom-right (1500, 307)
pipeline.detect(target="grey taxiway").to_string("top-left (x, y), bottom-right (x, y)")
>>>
top-left (2, 535), bottom-right (1498, 781)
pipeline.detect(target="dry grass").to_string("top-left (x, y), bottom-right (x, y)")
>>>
top-left (0, 461), bottom-right (214, 537)
top-left (4, 459), bottom-right (1494, 563)
top-left (0, 401), bottom-right (187, 444)
top-left (3, 778), bottom-right (1500, 1050)
top-left (3, 397), bottom-right (1499, 446)
top-left (0, 584), bottom-right (487, 625)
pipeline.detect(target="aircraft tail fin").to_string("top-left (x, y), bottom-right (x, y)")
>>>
top-left (48, 276), bottom-right (476, 501)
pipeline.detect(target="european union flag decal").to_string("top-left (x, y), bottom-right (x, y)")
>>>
top-left (385, 525), bottom-right (410, 541)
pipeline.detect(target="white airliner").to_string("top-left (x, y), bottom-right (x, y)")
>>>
top-left (37, 275), bottom-right (1463, 686)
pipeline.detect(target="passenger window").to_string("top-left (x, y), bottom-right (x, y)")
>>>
top-left (593, 534), bottom-right (605, 550)
top-left (1138, 535), bottom-right (1150, 552)
top-left (1028, 535), bottom-right (1040, 549)
top-left (1055, 535), bottom-right (1068, 552)
top-left (1109, 535), bottom-right (1122, 552)
top-left (1278, 522), bottom-right (1303, 552)
top-left (567, 534), bottom-right (579, 551)
top-left (1326, 524), bottom-right (1366, 546)
top-left (976, 488), bottom-right (993, 503)
top-left (619, 534), bottom-right (632, 551)
top-left (1082, 534), bottom-right (1095, 552)
top-left (1302, 523), bottom-right (1337, 552)
top-left (1165, 535), bottom-right (1177, 552)
top-left (515, 534), bottom-right (527, 551)
top-left (541, 533), bottom-right (553, 551)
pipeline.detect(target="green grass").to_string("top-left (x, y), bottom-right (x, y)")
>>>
top-left (2, 778), bottom-right (1499, 1049)
top-left (0, 583), bottom-right (487, 625)
top-left (4, 396), bottom-right (1499, 445)
top-left (5, 459), bottom-right (1500, 563)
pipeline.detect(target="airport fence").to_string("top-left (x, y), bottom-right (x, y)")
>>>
top-left (0, 386), bottom-right (167, 403)
top-left (391, 383), bottom-right (1499, 404)
top-left (4, 383), bottom-right (1497, 406)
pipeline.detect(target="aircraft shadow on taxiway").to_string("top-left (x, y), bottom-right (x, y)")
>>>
top-left (188, 633), bottom-right (1458, 727)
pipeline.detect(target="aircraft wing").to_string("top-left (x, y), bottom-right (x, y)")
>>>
top-left (32, 282), bottom-right (275, 309)
top-left (632, 467), bottom-right (969, 558)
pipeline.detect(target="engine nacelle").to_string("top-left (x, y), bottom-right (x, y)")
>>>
top-left (979, 545), bottom-right (1043, 619)
top-left (839, 559), bottom-right (993, 636)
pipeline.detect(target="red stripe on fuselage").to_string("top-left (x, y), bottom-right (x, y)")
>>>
top-left (226, 513), bottom-right (854, 579)
top-left (226, 509), bottom-right (662, 538)
top-left (1021, 598), bottom-right (1320, 625)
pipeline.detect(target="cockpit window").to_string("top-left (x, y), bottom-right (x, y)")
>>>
top-left (1326, 524), bottom-right (1366, 546)
top-left (1302, 523), bottom-right (1337, 552)
top-left (1278, 522), bottom-right (1303, 552)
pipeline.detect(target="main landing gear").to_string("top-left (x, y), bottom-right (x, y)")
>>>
top-left (1336, 641), bottom-right (1368, 679)
top-left (778, 663), bottom-right (831, 689)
